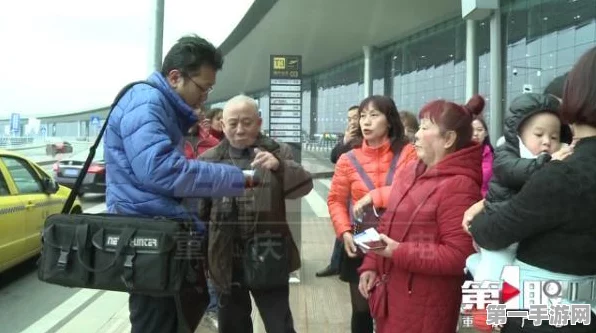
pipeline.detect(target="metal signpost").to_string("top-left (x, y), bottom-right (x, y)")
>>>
top-left (269, 55), bottom-right (303, 283)
top-left (10, 113), bottom-right (20, 136)
top-left (90, 116), bottom-right (100, 129)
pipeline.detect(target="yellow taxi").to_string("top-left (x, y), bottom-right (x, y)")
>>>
top-left (0, 149), bottom-right (82, 273)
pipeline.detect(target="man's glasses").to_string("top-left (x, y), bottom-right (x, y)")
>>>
top-left (184, 74), bottom-right (213, 94)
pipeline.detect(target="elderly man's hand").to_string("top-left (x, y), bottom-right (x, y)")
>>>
top-left (251, 148), bottom-right (280, 171)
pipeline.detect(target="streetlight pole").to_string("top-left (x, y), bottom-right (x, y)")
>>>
top-left (150, 0), bottom-right (165, 72)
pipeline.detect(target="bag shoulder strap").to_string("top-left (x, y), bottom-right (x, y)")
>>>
top-left (347, 150), bottom-right (400, 190)
top-left (346, 151), bottom-right (375, 191)
top-left (385, 152), bottom-right (400, 186)
top-left (61, 80), bottom-right (158, 213)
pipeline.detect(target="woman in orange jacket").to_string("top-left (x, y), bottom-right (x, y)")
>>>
top-left (327, 95), bottom-right (417, 333)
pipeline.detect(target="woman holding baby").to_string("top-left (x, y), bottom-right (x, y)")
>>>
top-left (466, 47), bottom-right (596, 333)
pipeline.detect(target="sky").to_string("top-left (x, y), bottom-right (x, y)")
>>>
top-left (0, 0), bottom-right (254, 118)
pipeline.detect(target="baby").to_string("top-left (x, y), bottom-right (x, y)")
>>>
top-left (466, 92), bottom-right (573, 282)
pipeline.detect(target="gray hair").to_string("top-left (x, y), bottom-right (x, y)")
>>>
top-left (224, 94), bottom-right (258, 114)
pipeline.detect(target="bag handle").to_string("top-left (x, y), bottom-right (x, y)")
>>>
top-left (61, 80), bottom-right (158, 214)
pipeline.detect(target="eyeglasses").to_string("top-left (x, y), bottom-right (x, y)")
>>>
top-left (184, 74), bottom-right (213, 94)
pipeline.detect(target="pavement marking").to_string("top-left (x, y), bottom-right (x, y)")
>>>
top-left (84, 203), bottom-right (106, 214)
top-left (303, 189), bottom-right (329, 218)
top-left (20, 289), bottom-right (103, 333)
top-left (318, 179), bottom-right (331, 189)
top-left (20, 203), bottom-right (107, 333)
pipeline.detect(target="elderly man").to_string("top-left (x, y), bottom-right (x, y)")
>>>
top-left (199, 95), bottom-right (313, 333)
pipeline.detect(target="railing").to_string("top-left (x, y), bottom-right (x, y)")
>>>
top-left (0, 136), bottom-right (35, 147)
top-left (302, 139), bottom-right (338, 152)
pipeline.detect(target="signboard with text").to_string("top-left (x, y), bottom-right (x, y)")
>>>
top-left (269, 55), bottom-right (303, 282)
top-left (10, 113), bottom-right (20, 135)
top-left (269, 55), bottom-right (302, 147)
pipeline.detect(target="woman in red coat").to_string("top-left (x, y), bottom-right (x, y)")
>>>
top-left (356, 95), bottom-right (485, 333)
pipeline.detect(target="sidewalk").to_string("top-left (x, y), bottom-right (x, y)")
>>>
top-left (41, 177), bottom-right (481, 333)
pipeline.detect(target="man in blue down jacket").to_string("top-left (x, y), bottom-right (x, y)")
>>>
top-left (104, 35), bottom-right (246, 333)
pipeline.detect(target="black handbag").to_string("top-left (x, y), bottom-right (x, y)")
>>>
top-left (37, 81), bottom-right (208, 332)
top-left (232, 163), bottom-right (291, 290)
top-left (243, 233), bottom-right (290, 290)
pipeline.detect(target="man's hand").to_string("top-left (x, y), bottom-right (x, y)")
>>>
top-left (199, 119), bottom-right (211, 131)
top-left (343, 126), bottom-right (359, 144)
top-left (462, 199), bottom-right (485, 234)
top-left (371, 234), bottom-right (399, 258)
top-left (358, 270), bottom-right (377, 299)
top-left (251, 148), bottom-right (280, 171)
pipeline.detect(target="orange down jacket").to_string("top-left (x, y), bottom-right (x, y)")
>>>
top-left (327, 139), bottom-right (417, 238)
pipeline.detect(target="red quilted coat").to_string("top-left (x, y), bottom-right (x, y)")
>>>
top-left (358, 143), bottom-right (482, 333)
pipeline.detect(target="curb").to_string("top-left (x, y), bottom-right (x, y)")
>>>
top-left (4, 144), bottom-right (47, 152)
top-left (36, 160), bottom-right (56, 166)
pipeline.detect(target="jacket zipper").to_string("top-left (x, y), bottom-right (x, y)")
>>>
top-left (407, 273), bottom-right (413, 295)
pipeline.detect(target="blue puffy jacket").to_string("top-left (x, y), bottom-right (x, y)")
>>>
top-left (104, 72), bottom-right (245, 233)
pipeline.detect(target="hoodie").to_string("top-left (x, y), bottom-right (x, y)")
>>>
top-left (484, 93), bottom-right (569, 213)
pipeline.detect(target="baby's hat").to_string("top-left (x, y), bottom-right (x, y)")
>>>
top-left (503, 93), bottom-right (573, 145)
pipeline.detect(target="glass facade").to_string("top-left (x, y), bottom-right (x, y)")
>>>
top-left (503, 0), bottom-right (596, 107)
top-left (205, 0), bottom-right (595, 140)
top-left (389, 19), bottom-right (466, 116)
top-left (477, 18), bottom-right (492, 124)
top-left (314, 59), bottom-right (364, 134)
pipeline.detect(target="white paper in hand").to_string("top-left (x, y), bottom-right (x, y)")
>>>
top-left (354, 228), bottom-right (383, 250)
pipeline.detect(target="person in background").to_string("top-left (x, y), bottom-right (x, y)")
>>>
top-left (330, 105), bottom-right (361, 163)
top-left (206, 107), bottom-right (224, 141)
top-left (328, 95), bottom-right (416, 333)
top-left (184, 108), bottom-right (223, 159)
top-left (471, 116), bottom-right (494, 197)
top-left (198, 107), bottom-right (226, 331)
top-left (399, 111), bottom-right (419, 143)
top-left (357, 95), bottom-right (485, 333)
top-left (544, 72), bottom-right (568, 101)
top-left (544, 72), bottom-right (574, 142)
top-left (466, 46), bottom-right (596, 333)
top-left (104, 34), bottom-right (247, 333)
top-left (316, 105), bottom-right (361, 278)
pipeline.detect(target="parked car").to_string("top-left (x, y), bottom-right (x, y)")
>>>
top-left (0, 149), bottom-right (82, 273)
top-left (45, 138), bottom-right (73, 156)
top-left (53, 146), bottom-right (105, 196)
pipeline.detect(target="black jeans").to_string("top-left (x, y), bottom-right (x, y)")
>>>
top-left (218, 284), bottom-right (296, 333)
top-left (129, 294), bottom-right (178, 333)
top-left (329, 238), bottom-right (343, 271)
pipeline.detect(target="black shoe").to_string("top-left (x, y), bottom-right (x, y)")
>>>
top-left (316, 266), bottom-right (339, 277)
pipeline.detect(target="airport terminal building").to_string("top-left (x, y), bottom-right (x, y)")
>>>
top-left (207, 0), bottom-right (596, 142)
top-left (2, 0), bottom-right (595, 142)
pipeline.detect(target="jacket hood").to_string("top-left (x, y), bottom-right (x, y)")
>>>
top-left (503, 93), bottom-right (572, 146)
top-left (147, 71), bottom-right (198, 132)
top-left (418, 142), bottom-right (483, 187)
